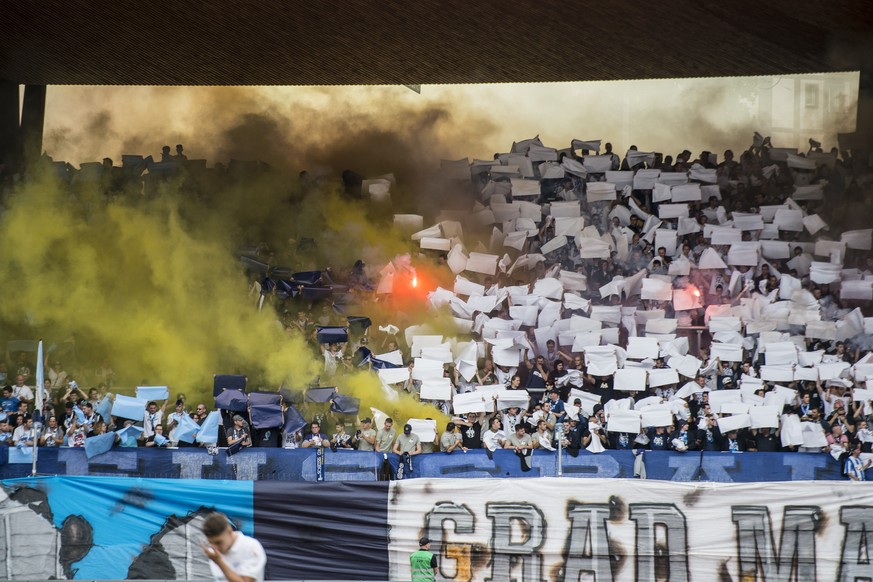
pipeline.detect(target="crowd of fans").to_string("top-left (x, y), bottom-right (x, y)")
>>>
top-left (4, 133), bottom-right (873, 479)
top-left (295, 133), bottom-right (873, 478)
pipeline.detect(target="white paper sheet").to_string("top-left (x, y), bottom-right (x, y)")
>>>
top-left (672, 288), bottom-right (702, 312)
top-left (710, 227), bottom-right (743, 245)
top-left (378, 367), bottom-right (411, 385)
top-left (750, 406), bottom-right (781, 429)
top-left (407, 418), bottom-right (438, 443)
top-left (587, 182), bottom-right (617, 202)
top-left (710, 342), bottom-right (743, 362)
top-left (559, 270), bottom-right (588, 292)
top-left (802, 214), bottom-right (828, 235)
top-left (727, 242), bottom-right (760, 266)
top-left (646, 318), bottom-right (678, 334)
top-left (842, 229), bottom-right (873, 251)
top-left (671, 183), bottom-right (701, 202)
top-left (627, 336), bottom-right (660, 359)
top-left (532, 277), bottom-right (564, 300)
top-left (633, 169), bottom-right (661, 190)
top-left (420, 378), bottom-right (453, 400)
top-left (658, 204), bottom-right (689, 220)
top-left (582, 155), bottom-right (614, 173)
top-left (641, 409), bottom-right (674, 428)
top-left (606, 411), bottom-right (642, 433)
top-left (648, 368), bottom-right (680, 387)
top-left (718, 413), bottom-right (752, 433)
top-left (571, 333), bottom-right (602, 352)
top-left (452, 392), bottom-right (494, 414)
top-left (614, 368), bottom-right (647, 392)
top-left (550, 201), bottom-right (582, 218)
top-left (792, 184), bottom-right (824, 201)
top-left (773, 209), bottom-right (804, 232)
top-left (698, 248), bottom-right (728, 270)
top-left (554, 217), bottom-right (585, 237)
top-left (669, 354), bottom-right (702, 378)
top-left (761, 241), bottom-right (791, 259)
top-left (760, 365), bottom-right (795, 382)
top-left (641, 278), bottom-right (673, 301)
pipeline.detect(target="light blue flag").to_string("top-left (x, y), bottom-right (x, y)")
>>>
top-left (8, 446), bottom-right (36, 464)
top-left (195, 411), bottom-right (221, 444)
top-left (111, 395), bottom-right (149, 421)
top-left (116, 424), bottom-right (144, 447)
top-left (135, 386), bottom-right (169, 401)
top-left (72, 405), bottom-right (86, 424)
top-left (84, 432), bottom-right (116, 459)
top-left (95, 396), bottom-right (112, 421)
top-left (153, 433), bottom-right (169, 446)
top-left (174, 414), bottom-right (200, 444)
top-left (35, 340), bottom-right (44, 416)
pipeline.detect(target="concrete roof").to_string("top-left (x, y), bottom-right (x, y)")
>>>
top-left (2, 1), bottom-right (872, 85)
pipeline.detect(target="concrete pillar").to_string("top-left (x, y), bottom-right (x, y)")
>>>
top-left (857, 67), bottom-right (873, 150)
top-left (0, 81), bottom-right (19, 173)
top-left (20, 84), bottom-right (46, 169)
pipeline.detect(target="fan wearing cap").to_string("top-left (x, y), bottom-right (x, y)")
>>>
top-left (393, 424), bottom-right (422, 456)
top-left (353, 417), bottom-right (377, 451)
top-left (409, 537), bottom-right (438, 581)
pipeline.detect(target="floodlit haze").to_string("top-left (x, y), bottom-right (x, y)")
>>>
top-left (40, 73), bottom-right (858, 169)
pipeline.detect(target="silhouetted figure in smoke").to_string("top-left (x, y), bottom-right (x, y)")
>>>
top-left (603, 142), bottom-right (620, 170)
top-left (101, 157), bottom-right (123, 194)
top-left (160, 145), bottom-right (173, 163)
top-left (348, 260), bottom-right (374, 293)
top-left (174, 144), bottom-right (187, 164)
top-left (298, 170), bottom-right (315, 194)
top-left (341, 169), bottom-right (363, 198)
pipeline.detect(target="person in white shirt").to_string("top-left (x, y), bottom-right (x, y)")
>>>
top-left (481, 417), bottom-right (506, 452)
top-left (322, 343), bottom-right (348, 377)
top-left (166, 399), bottom-right (187, 444)
top-left (143, 400), bottom-right (167, 439)
top-left (47, 361), bottom-right (68, 390)
top-left (201, 512), bottom-right (266, 582)
top-left (845, 445), bottom-right (871, 482)
top-left (12, 417), bottom-right (36, 446)
top-left (11, 375), bottom-right (34, 404)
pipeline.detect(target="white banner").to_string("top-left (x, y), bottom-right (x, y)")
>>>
top-left (388, 478), bottom-right (873, 582)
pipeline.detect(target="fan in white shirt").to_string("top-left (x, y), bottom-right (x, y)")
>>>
top-left (11, 376), bottom-right (33, 403)
top-left (201, 513), bottom-right (266, 582)
top-left (481, 417), bottom-right (507, 452)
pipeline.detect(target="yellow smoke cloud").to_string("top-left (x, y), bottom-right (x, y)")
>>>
top-left (0, 167), bottom-right (453, 426)
top-left (0, 172), bottom-right (318, 398)
top-left (4, 85), bottom-right (510, 424)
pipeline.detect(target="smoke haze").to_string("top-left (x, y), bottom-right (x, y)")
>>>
top-left (5, 73), bottom-right (861, 416)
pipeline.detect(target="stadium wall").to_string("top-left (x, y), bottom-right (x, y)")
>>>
top-left (2, 475), bottom-right (873, 580)
top-left (0, 447), bottom-right (852, 482)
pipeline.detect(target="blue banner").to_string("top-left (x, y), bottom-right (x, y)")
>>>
top-left (2, 472), bottom-right (872, 580)
top-left (1, 476), bottom-right (252, 580)
top-left (253, 482), bottom-right (389, 580)
top-left (0, 448), bottom-right (853, 482)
